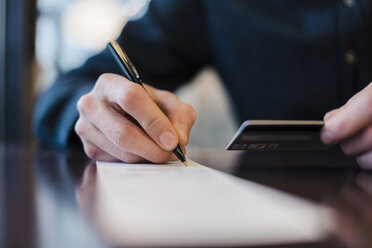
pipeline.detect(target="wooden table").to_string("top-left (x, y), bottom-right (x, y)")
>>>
top-left (1, 144), bottom-right (369, 248)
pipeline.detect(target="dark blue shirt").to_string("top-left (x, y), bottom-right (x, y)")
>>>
top-left (34, 0), bottom-right (372, 148)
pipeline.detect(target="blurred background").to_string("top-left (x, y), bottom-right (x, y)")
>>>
top-left (0, 0), bottom-right (237, 148)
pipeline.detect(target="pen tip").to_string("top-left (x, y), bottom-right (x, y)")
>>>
top-left (183, 161), bottom-right (188, 166)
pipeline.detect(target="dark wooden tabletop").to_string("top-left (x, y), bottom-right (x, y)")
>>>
top-left (1, 144), bottom-right (371, 248)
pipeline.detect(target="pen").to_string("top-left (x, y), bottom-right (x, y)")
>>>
top-left (107, 40), bottom-right (188, 166)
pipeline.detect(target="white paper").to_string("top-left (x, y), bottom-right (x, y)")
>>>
top-left (94, 159), bottom-right (329, 247)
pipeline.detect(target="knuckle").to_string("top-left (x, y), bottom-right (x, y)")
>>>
top-left (77, 94), bottom-right (94, 115)
top-left (160, 90), bottom-right (177, 100)
top-left (184, 103), bottom-right (196, 121)
top-left (172, 103), bottom-right (196, 121)
top-left (74, 119), bottom-right (87, 137)
top-left (151, 151), bottom-right (171, 164)
top-left (120, 83), bottom-right (142, 107)
top-left (120, 152), bottom-right (143, 163)
top-left (96, 73), bottom-right (113, 87)
top-left (84, 145), bottom-right (100, 160)
top-left (112, 125), bottom-right (131, 147)
top-left (144, 115), bottom-right (163, 134)
top-left (95, 73), bottom-right (125, 95)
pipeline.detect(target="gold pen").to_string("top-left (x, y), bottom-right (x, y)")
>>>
top-left (107, 40), bottom-right (187, 166)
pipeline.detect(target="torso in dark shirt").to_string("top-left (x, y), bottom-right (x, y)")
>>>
top-left (206, 0), bottom-right (363, 121)
top-left (34, 0), bottom-right (372, 147)
top-left (122, 0), bottom-right (372, 122)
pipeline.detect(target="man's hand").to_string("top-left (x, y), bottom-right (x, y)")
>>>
top-left (321, 82), bottom-right (372, 169)
top-left (75, 73), bottom-right (196, 163)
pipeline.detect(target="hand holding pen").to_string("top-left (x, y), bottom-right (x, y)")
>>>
top-left (74, 41), bottom-right (195, 164)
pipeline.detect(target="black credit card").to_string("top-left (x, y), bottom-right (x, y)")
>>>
top-left (226, 120), bottom-right (328, 150)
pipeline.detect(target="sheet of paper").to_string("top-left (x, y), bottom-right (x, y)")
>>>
top-left (94, 160), bottom-right (329, 247)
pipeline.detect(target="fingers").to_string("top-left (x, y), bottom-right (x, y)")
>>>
top-left (132, 84), bottom-right (195, 147)
top-left (77, 91), bottom-right (172, 163)
top-left (321, 83), bottom-right (372, 145)
top-left (80, 139), bottom-right (118, 162)
top-left (153, 90), bottom-right (196, 147)
top-left (96, 74), bottom-right (179, 151)
top-left (321, 83), bottom-right (372, 169)
top-left (75, 117), bottom-right (146, 163)
top-left (76, 73), bottom-right (194, 164)
top-left (340, 127), bottom-right (372, 156)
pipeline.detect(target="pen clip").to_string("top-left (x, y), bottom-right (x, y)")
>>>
top-left (108, 40), bottom-right (140, 81)
top-left (119, 48), bottom-right (140, 80)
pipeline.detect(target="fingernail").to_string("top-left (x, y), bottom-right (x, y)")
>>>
top-left (321, 130), bottom-right (334, 145)
top-left (159, 131), bottom-right (177, 150)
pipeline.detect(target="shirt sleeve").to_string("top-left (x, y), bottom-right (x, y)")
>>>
top-left (33, 0), bottom-right (210, 148)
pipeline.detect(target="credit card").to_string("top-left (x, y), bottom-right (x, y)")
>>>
top-left (226, 120), bottom-right (328, 150)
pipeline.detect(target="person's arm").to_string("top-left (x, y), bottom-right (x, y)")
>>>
top-left (34, 0), bottom-right (209, 150)
top-left (33, 49), bottom-right (118, 148)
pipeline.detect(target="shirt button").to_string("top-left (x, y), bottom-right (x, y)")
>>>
top-left (343, 0), bottom-right (356, 7)
top-left (345, 50), bottom-right (357, 65)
